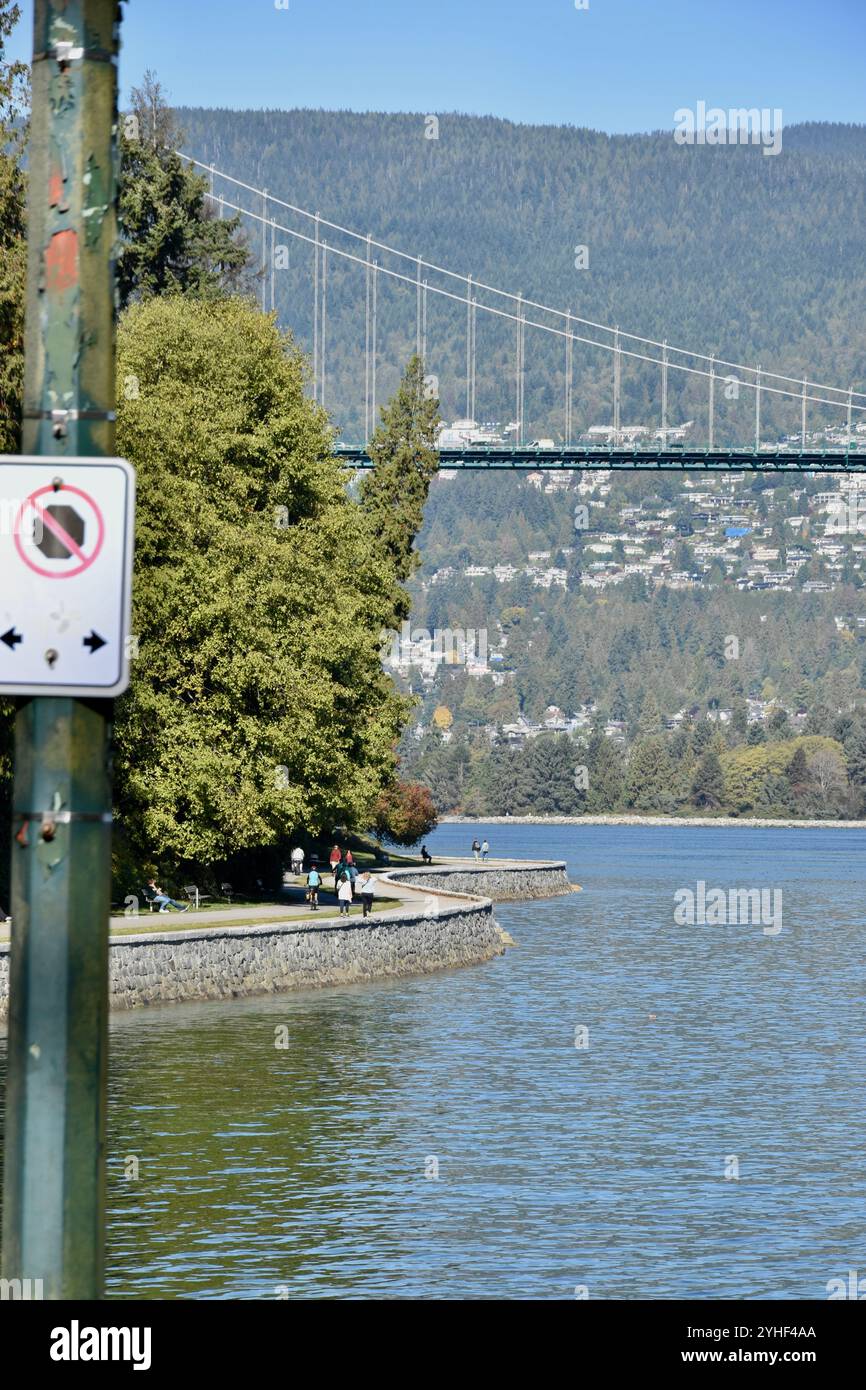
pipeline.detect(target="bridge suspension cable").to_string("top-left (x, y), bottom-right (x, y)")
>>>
top-left (187, 153), bottom-right (866, 413)
top-left (192, 164), bottom-right (866, 426)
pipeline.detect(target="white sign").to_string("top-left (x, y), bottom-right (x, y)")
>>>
top-left (0, 456), bottom-right (135, 697)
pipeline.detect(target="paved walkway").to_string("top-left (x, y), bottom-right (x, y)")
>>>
top-left (108, 858), bottom-right (514, 932)
top-left (0, 858), bottom-right (537, 940)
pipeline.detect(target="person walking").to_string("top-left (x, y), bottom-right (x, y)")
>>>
top-left (346, 860), bottom-right (358, 898)
top-left (337, 875), bottom-right (353, 916)
top-left (345, 849), bottom-right (354, 868)
top-left (146, 878), bottom-right (190, 913)
top-left (481, 839), bottom-right (490, 860)
top-left (306, 865), bottom-right (321, 909)
top-left (329, 844), bottom-right (343, 891)
top-left (357, 870), bottom-right (376, 918)
top-left (471, 838), bottom-right (481, 860)
top-left (291, 845), bottom-right (304, 876)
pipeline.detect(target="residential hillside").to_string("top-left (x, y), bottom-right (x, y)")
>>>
top-left (174, 107), bottom-right (866, 818)
top-left (393, 462), bottom-right (866, 817)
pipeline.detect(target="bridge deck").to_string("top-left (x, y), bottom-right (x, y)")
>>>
top-left (336, 446), bottom-right (866, 472)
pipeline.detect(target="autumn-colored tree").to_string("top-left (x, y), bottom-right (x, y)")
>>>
top-left (373, 781), bottom-right (438, 846)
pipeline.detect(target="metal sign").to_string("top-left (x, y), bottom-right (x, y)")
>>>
top-left (0, 456), bottom-right (135, 696)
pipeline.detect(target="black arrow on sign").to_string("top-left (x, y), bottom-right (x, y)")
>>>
top-left (1, 627), bottom-right (23, 650)
top-left (83, 631), bottom-right (107, 654)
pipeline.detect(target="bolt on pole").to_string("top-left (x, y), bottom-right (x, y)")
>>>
top-left (1, 0), bottom-right (120, 1300)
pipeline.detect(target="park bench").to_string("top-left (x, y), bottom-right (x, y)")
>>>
top-left (183, 884), bottom-right (213, 910)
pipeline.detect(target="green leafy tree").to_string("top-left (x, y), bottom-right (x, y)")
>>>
top-left (113, 294), bottom-right (409, 866)
top-left (360, 354), bottom-right (439, 590)
top-left (118, 72), bottom-right (250, 309)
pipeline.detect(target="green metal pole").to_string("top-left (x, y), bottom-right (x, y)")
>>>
top-left (1, 0), bottom-right (120, 1300)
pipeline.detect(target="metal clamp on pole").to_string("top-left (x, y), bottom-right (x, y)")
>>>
top-left (2, 0), bottom-right (121, 1303)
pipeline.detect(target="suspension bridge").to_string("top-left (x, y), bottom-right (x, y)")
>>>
top-left (185, 154), bottom-right (866, 472)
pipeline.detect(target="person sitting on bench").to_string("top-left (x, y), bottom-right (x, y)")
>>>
top-left (146, 878), bottom-right (190, 913)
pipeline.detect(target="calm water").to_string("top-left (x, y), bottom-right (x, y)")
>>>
top-left (1, 823), bottom-right (865, 1299)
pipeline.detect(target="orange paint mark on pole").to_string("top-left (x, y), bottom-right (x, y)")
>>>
top-left (44, 228), bottom-right (78, 294)
top-left (48, 168), bottom-right (64, 206)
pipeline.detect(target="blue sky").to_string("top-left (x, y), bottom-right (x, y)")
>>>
top-left (7, 0), bottom-right (866, 132)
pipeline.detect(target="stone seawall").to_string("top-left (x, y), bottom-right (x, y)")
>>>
top-left (386, 861), bottom-right (572, 902)
top-left (0, 859), bottom-right (569, 1018)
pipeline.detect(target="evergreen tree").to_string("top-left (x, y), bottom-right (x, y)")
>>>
top-left (636, 691), bottom-right (662, 736)
top-left (787, 744), bottom-right (809, 794)
top-left (489, 746), bottom-right (529, 815)
top-left (768, 707), bottom-right (791, 741)
top-left (747, 723), bottom-right (767, 746)
top-left (586, 731), bottom-right (626, 812)
top-left (836, 711), bottom-right (866, 813)
top-left (118, 72), bottom-right (250, 308)
top-left (360, 354), bottom-right (440, 589)
top-left (627, 736), bottom-right (674, 813)
top-left (523, 734), bottom-right (582, 814)
top-left (692, 718), bottom-right (713, 753)
top-left (691, 747), bottom-right (725, 810)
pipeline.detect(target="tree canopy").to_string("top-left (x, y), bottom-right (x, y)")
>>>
top-left (118, 72), bottom-right (250, 309)
top-left (114, 294), bottom-right (410, 864)
top-left (360, 354), bottom-right (439, 590)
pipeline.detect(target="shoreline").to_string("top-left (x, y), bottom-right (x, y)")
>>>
top-left (440, 815), bottom-right (866, 829)
top-left (0, 857), bottom-right (570, 1020)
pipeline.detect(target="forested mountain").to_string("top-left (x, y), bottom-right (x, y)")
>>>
top-left (173, 105), bottom-right (866, 819)
top-left (176, 109), bottom-right (866, 444)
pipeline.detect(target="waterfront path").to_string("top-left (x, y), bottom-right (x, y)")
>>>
top-left (0, 857), bottom-right (573, 1017)
top-left (0, 857), bottom-right (569, 942)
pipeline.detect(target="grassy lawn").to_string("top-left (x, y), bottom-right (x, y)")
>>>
top-left (108, 897), bottom-right (402, 935)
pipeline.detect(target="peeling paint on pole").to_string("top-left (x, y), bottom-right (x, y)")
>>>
top-left (22, 0), bottom-right (119, 457)
top-left (3, 0), bottom-right (121, 1302)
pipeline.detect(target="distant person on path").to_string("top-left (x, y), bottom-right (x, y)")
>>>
top-left (345, 849), bottom-right (354, 867)
top-left (337, 875), bottom-right (353, 915)
top-left (471, 838), bottom-right (481, 860)
top-left (357, 870), bottom-right (376, 918)
top-left (330, 844), bottom-right (343, 890)
top-left (346, 861), bottom-right (358, 898)
top-left (481, 839), bottom-right (490, 860)
top-left (421, 844), bottom-right (432, 864)
top-left (146, 878), bottom-right (190, 913)
top-left (291, 846), bottom-right (304, 875)
top-left (306, 866), bottom-right (321, 909)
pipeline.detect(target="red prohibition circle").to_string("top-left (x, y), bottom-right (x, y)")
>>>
top-left (14, 483), bottom-right (106, 579)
